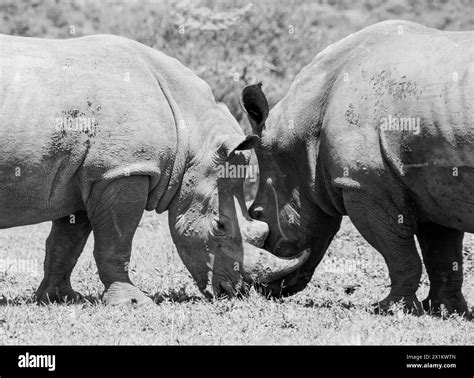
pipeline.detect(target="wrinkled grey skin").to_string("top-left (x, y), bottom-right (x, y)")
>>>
top-left (0, 34), bottom-right (309, 305)
top-left (241, 20), bottom-right (473, 316)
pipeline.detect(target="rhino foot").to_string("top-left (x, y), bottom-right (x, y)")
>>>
top-left (422, 293), bottom-right (471, 319)
top-left (36, 280), bottom-right (83, 304)
top-left (103, 282), bottom-right (153, 307)
top-left (371, 295), bottom-right (423, 316)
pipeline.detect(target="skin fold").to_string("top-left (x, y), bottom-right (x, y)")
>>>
top-left (241, 20), bottom-right (473, 317)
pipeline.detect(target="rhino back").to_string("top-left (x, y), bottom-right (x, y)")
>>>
top-left (0, 34), bottom-right (213, 226)
top-left (323, 22), bottom-right (474, 230)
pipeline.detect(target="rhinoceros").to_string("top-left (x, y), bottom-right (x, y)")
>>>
top-left (240, 20), bottom-right (473, 316)
top-left (0, 33), bottom-right (309, 305)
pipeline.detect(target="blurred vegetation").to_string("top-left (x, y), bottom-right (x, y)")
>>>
top-left (1, 0), bottom-right (472, 128)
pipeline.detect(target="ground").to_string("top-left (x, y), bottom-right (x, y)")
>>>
top-left (1, 212), bottom-right (472, 345)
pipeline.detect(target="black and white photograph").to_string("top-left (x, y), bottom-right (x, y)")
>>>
top-left (0, 0), bottom-right (472, 376)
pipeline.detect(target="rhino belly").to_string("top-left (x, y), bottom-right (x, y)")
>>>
top-left (0, 159), bottom-right (85, 228)
top-left (404, 164), bottom-right (474, 232)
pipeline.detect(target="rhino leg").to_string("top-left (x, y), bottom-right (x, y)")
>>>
top-left (36, 211), bottom-right (91, 304)
top-left (87, 176), bottom-right (153, 306)
top-left (416, 223), bottom-right (469, 318)
top-left (343, 192), bottom-right (423, 315)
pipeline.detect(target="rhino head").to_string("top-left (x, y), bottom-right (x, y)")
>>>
top-left (167, 104), bottom-right (309, 298)
top-left (239, 83), bottom-right (342, 296)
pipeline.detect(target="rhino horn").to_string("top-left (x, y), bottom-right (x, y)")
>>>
top-left (232, 196), bottom-right (309, 283)
top-left (242, 246), bottom-right (310, 284)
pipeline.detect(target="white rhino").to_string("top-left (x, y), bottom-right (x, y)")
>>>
top-left (241, 20), bottom-right (473, 316)
top-left (0, 33), bottom-right (309, 305)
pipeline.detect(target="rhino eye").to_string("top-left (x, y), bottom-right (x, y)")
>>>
top-left (215, 220), bottom-right (225, 231)
top-left (211, 218), bottom-right (227, 236)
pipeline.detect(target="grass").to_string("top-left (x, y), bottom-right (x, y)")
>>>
top-left (1, 213), bottom-right (472, 345)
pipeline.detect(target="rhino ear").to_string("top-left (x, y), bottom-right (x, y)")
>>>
top-left (240, 82), bottom-right (269, 136)
top-left (218, 135), bottom-right (260, 159)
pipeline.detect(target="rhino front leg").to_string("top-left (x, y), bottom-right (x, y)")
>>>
top-left (36, 210), bottom-right (92, 303)
top-left (343, 191), bottom-right (423, 315)
top-left (416, 222), bottom-right (470, 318)
top-left (87, 176), bottom-right (153, 306)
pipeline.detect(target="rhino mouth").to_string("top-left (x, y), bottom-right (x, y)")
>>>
top-left (196, 245), bottom-right (310, 298)
top-left (241, 245), bottom-right (310, 284)
top-left (271, 237), bottom-right (306, 258)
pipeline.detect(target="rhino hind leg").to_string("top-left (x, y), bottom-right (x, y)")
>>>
top-left (87, 176), bottom-right (153, 307)
top-left (36, 210), bottom-right (92, 304)
top-left (416, 223), bottom-right (470, 318)
top-left (343, 191), bottom-right (423, 315)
